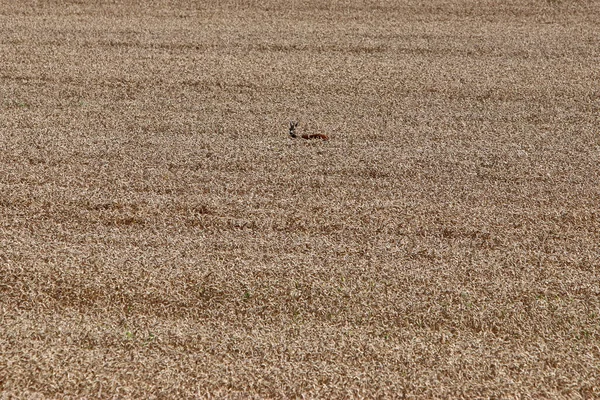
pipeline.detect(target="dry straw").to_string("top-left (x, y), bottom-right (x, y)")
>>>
top-left (1, 0), bottom-right (599, 397)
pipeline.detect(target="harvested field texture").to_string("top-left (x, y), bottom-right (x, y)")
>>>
top-left (1, 0), bottom-right (600, 398)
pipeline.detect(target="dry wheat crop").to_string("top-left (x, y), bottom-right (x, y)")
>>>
top-left (1, 0), bottom-right (600, 398)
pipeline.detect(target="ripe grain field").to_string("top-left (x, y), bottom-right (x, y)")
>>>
top-left (1, 0), bottom-right (600, 398)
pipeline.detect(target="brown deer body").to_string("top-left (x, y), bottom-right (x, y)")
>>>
top-left (289, 121), bottom-right (329, 141)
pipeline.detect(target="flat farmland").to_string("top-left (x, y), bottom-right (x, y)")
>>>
top-left (1, 0), bottom-right (599, 398)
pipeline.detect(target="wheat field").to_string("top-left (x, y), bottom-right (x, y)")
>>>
top-left (1, 0), bottom-right (599, 398)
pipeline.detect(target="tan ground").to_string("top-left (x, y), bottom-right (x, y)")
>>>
top-left (1, 0), bottom-right (599, 398)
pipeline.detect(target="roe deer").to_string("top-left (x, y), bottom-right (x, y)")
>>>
top-left (289, 121), bottom-right (329, 141)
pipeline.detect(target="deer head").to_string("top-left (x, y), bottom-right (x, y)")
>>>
top-left (289, 121), bottom-right (299, 138)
